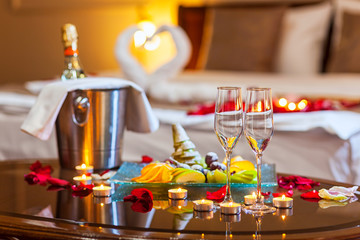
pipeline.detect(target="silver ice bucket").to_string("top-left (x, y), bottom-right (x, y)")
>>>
top-left (55, 87), bottom-right (128, 170)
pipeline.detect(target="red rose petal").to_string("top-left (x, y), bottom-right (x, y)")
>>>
top-left (261, 192), bottom-right (271, 196)
top-left (47, 177), bottom-right (70, 187)
top-left (29, 161), bottom-right (52, 176)
top-left (131, 188), bottom-right (153, 200)
top-left (71, 182), bottom-right (94, 191)
top-left (287, 190), bottom-right (294, 197)
top-left (29, 161), bottom-right (42, 172)
top-left (278, 175), bottom-right (320, 191)
top-left (295, 176), bottom-right (313, 184)
top-left (47, 185), bottom-right (68, 192)
top-left (301, 190), bottom-right (320, 199)
top-left (296, 184), bottom-right (313, 190)
top-left (100, 169), bottom-right (110, 176)
top-left (187, 103), bottom-right (215, 116)
top-left (124, 188), bottom-right (154, 213)
top-left (123, 195), bottom-right (137, 202)
top-left (24, 172), bottom-right (40, 185)
top-left (36, 166), bottom-right (53, 176)
top-left (206, 185), bottom-right (226, 202)
top-left (272, 190), bottom-right (293, 198)
top-left (71, 188), bottom-right (92, 197)
top-left (141, 155), bottom-right (153, 163)
top-left (24, 172), bottom-right (49, 186)
top-left (71, 183), bottom-right (94, 197)
top-left (131, 199), bottom-right (153, 213)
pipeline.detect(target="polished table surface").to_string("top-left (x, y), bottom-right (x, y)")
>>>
top-left (0, 159), bottom-right (360, 240)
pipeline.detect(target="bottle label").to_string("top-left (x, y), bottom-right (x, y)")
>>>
top-left (64, 47), bottom-right (79, 56)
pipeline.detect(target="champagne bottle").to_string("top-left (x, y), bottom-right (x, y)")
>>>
top-left (61, 23), bottom-right (86, 81)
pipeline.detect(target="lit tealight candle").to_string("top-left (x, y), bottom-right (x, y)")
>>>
top-left (168, 188), bottom-right (188, 199)
top-left (75, 163), bottom-right (94, 174)
top-left (193, 210), bottom-right (214, 220)
top-left (193, 199), bottom-right (214, 212)
top-left (275, 208), bottom-right (293, 217)
top-left (93, 196), bottom-right (112, 204)
top-left (169, 199), bottom-right (188, 207)
top-left (93, 184), bottom-right (112, 197)
top-left (73, 174), bottom-right (92, 184)
top-left (273, 195), bottom-right (293, 208)
top-left (220, 213), bottom-right (241, 223)
top-left (220, 201), bottom-right (241, 215)
top-left (244, 192), bottom-right (264, 205)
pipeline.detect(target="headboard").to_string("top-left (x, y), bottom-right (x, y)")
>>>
top-left (178, 0), bottom-right (333, 74)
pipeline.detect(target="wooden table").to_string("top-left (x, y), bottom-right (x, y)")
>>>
top-left (0, 159), bottom-right (359, 239)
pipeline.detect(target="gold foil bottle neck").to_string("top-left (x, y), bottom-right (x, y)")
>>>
top-left (62, 23), bottom-right (78, 48)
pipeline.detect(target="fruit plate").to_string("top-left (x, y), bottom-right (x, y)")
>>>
top-left (109, 162), bottom-right (278, 201)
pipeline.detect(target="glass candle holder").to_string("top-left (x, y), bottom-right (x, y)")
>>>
top-left (193, 199), bottom-right (214, 212)
top-left (220, 202), bottom-right (241, 214)
top-left (273, 195), bottom-right (293, 208)
top-left (168, 188), bottom-right (188, 199)
top-left (93, 184), bottom-right (112, 197)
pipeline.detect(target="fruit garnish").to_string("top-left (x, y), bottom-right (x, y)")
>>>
top-left (230, 170), bottom-right (257, 184)
top-left (224, 156), bottom-right (255, 174)
top-left (171, 169), bottom-right (206, 183)
top-left (171, 124), bottom-right (202, 165)
top-left (132, 163), bottom-right (174, 183)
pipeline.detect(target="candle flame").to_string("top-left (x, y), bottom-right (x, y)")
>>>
top-left (282, 233), bottom-right (286, 239)
top-left (100, 185), bottom-right (104, 190)
top-left (178, 206), bottom-right (182, 209)
top-left (288, 102), bottom-right (296, 111)
top-left (279, 98), bottom-right (287, 107)
top-left (177, 188), bottom-right (182, 192)
top-left (297, 99), bottom-right (308, 110)
top-left (281, 195), bottom-right (286, 200)
top-left (100, 203), bottom-right (104, 207)
top-left (81, 163), bottom-right (86, 169)
top-left (201, 199), bottom-right (205, 203)
top-left (201, 233), bottom-right (205, 239)
top-left (229, 202), bottom-right (233, 206)
top-left (256, 101), bottom-right (262, 112)
top-left (281, 215), bottom-right (286, 221)
top-left (81, 174), bottom-right (86, 180)
top-left (252, 192), bottom-right (256, 198)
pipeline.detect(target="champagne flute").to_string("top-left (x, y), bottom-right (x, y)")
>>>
top-left (243, 87), bottom-right (275, 214)
top-left (214, 87), bottom-right (243, 203)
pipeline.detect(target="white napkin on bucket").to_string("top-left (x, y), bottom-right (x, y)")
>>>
top-left (21, 77), bottom-right (159, 140)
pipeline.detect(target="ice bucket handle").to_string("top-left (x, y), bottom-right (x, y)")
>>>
top-left (72, 95), bottom-right (90, 127)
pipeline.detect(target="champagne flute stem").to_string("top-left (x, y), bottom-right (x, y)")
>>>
top-left (225, 222), bottom-right (231, 240)
top-left (255, 215), bottom-right (262, 239)
top-left (224, 150), bottom-right (233, 202)
top-left (256, 153), bottom-right (263, 203)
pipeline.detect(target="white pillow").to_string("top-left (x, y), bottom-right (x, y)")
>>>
top-left (332, 0), bottom-right (360, 48)
top-left (275, 1), bottom-right (332, 75)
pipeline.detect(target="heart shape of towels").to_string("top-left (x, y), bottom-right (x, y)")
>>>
top-left (115, 24), bottom-right (191, 89)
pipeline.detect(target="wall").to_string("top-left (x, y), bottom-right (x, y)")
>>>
top-left (0, 0), bottom-right (179, 85)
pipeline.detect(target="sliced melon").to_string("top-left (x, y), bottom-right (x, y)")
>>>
top-left (173, 170), bottom-right (205, 183)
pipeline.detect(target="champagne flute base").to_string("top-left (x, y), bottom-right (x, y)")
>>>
top-left (242, 204), bottom-right (276, 215)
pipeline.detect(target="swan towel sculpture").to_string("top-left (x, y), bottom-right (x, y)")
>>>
top-left (115, 24), bottom-right (191, 89)
top-left (115, 24), bottom-right (216, 103)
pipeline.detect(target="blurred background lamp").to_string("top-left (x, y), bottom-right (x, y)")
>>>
top-left (134, 18), bottom-right (160, 51)
top-left (279, 98), bottom-right (287, 107)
